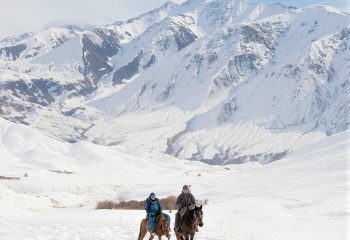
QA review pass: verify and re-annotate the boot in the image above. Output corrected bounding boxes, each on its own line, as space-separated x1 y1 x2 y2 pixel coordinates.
175 213 181 232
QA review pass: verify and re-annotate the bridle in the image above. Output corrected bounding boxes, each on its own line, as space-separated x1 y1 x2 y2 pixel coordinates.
193 208 203 225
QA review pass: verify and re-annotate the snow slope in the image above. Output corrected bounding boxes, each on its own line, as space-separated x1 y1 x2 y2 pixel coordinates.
0 0 349 165
0 118 348 240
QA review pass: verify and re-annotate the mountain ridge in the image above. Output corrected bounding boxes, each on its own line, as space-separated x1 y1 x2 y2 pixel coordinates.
0 0 349 165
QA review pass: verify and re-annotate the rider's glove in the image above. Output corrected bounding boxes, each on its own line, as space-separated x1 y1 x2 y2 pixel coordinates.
188 204 195 210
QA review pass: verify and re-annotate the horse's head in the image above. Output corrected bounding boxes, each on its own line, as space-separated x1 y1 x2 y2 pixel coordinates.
194 205 204 227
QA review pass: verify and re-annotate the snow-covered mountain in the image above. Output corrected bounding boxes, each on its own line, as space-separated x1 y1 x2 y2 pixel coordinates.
0 0 349 165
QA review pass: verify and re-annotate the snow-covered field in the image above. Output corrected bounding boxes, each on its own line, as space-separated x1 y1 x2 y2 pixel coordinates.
0 118 348 240
0 0 349 239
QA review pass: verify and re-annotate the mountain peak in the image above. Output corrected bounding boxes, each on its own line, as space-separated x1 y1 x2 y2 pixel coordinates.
162 1 178 8
0 0 348 166
301 4 346 14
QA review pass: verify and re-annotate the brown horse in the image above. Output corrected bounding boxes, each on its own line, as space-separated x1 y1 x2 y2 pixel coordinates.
138 213 171 240
175 205 203 240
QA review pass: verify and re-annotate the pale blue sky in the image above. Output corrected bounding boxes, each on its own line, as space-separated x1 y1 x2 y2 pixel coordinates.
255 0 348 8
0 0 348 39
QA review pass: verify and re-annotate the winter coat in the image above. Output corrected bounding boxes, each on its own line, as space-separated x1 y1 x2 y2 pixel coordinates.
145 197 162 216
176 193 196 210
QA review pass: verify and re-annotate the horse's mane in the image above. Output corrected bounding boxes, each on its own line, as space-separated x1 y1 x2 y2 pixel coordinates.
188 206 201 216
187 209 196 219
182 209 196 225
157 214 169 233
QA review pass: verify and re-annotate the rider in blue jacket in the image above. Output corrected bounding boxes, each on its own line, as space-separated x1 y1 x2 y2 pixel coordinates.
145 192 171 232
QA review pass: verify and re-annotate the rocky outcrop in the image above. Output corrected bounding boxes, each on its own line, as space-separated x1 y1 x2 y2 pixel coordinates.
0 44 26 60
81 29 120 84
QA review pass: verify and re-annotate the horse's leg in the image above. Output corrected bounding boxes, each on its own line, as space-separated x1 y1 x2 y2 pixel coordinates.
148 234 154 240
190 233 195 240
175 232 182 240
138 220 147 240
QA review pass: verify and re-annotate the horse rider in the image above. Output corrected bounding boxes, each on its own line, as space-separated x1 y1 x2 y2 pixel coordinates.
144 192 171 232
174 185 197 232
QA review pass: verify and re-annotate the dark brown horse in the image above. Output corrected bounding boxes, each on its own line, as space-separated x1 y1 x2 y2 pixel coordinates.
175 206 204 240
138 213 171 240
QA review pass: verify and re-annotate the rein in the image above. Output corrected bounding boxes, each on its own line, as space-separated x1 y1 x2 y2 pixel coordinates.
192 209 202 226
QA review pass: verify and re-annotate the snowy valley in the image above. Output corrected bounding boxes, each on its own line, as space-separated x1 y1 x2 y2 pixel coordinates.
0 0 349 239
0 114 348 240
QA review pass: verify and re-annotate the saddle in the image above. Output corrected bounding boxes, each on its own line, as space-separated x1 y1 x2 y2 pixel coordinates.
146 213 161 222
146 213 161 234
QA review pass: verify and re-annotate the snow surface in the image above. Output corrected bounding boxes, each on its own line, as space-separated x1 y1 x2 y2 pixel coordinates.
0 118 348 240
31 36 83 67
0 1 349 238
